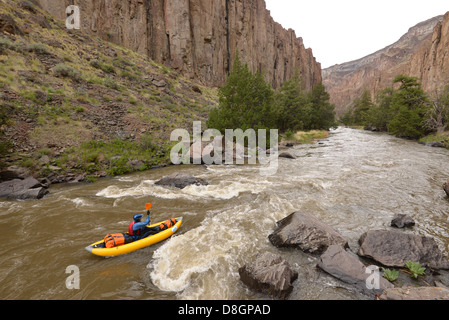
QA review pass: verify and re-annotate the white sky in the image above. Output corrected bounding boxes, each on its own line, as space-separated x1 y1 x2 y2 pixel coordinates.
265 0 449 69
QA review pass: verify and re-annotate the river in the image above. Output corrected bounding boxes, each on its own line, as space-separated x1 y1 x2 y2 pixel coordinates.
1 127 448 300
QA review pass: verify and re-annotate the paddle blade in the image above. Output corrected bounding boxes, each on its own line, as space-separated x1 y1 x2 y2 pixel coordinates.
145 203 152 211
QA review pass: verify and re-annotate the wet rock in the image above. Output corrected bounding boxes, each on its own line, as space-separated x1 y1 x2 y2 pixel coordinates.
444 179 449 196
317 245 394 298
0 177 49 200
379 287 449 300
278 152 295 159
155 172 209 189
268 212 349 255
238 252 298 300
358 230 449 270
391 214 415 229
7 187 49 200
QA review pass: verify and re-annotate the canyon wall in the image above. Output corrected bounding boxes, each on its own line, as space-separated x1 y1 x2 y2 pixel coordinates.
37 0 322 90
323 14 448 116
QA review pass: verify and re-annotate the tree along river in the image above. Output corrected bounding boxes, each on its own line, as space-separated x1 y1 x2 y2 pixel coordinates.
1 127 448 300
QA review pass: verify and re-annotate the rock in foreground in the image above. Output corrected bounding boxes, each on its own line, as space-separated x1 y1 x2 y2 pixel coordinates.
380 287 449 300
268 212 349 254
239 252 298 300
318 245 394 297
155 172 209 189
358 230 449 270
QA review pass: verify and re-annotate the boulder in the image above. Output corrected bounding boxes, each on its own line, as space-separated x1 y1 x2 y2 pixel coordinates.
391 214 415 229
7 187 49 200
379 287 449 300
317 245 394 297
268 212 349 255
0 13 23 35
0 166 31 181
155 172 209 189
444 179 449 197
278 152 295 159
238 252 298 300
358 230 449 270
0 177 49 200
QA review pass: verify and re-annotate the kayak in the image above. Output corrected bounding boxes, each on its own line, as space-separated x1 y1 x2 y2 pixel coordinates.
85 217 183 257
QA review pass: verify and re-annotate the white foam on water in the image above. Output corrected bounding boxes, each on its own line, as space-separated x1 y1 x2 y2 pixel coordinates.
95 177 272 201
71 198 90 208
148 193 289 299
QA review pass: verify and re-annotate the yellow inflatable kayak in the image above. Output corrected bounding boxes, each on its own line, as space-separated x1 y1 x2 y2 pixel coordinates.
85 217 183 257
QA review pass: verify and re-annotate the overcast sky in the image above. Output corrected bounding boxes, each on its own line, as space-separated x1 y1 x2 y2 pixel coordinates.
265 0 448 69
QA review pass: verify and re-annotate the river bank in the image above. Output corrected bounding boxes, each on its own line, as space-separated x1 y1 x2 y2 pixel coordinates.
0 129 330 199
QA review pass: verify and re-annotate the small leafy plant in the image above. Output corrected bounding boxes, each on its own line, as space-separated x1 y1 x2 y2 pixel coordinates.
405 261 426 279
382 268 399 282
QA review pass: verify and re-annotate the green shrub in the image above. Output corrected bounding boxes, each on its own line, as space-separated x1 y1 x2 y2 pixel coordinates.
0 38 12 54
53 63 81 81
26 43 50 55
104 77 120 90
89 59 116 74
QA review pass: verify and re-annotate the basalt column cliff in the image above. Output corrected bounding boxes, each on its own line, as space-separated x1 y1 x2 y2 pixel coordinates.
37 0 322 90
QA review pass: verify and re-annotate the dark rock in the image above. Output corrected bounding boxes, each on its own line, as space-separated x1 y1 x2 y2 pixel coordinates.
191 85 202 94
68 175 85 184
285 143 294 148
379 287 449 300
0 166 31 181
7 187 49 200
268 212 349 255
0 14 23 35
238 252 298 300
426 142 444 148
0 177 48 200
155 172 209 189
444 179 449 197
317 245 394 298
278 152 295 159
358 230 449 270
391 214 415 229
0 177 41 197
128 160 145 171
18 1 37 13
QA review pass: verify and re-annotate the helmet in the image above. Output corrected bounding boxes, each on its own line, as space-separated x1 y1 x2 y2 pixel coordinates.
133 214 144 222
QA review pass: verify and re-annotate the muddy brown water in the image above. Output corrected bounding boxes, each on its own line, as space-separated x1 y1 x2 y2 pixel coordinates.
1 127 448 300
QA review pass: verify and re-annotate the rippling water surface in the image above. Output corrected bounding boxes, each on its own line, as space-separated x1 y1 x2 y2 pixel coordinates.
1 127 448 300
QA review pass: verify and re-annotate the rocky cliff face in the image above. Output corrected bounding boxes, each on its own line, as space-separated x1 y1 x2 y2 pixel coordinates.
409 12 449 94
37 0 322 90
323 14 446 116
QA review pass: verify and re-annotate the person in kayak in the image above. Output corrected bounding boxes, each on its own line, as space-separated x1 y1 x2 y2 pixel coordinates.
128 211 159 241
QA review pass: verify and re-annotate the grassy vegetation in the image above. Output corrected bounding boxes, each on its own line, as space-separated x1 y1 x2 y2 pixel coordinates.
282 130 329 145
0 0 217 181
419 131 449 149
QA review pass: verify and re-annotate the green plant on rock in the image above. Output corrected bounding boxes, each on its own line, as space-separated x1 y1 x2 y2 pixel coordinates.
405 261 426 279
382 268 399 282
